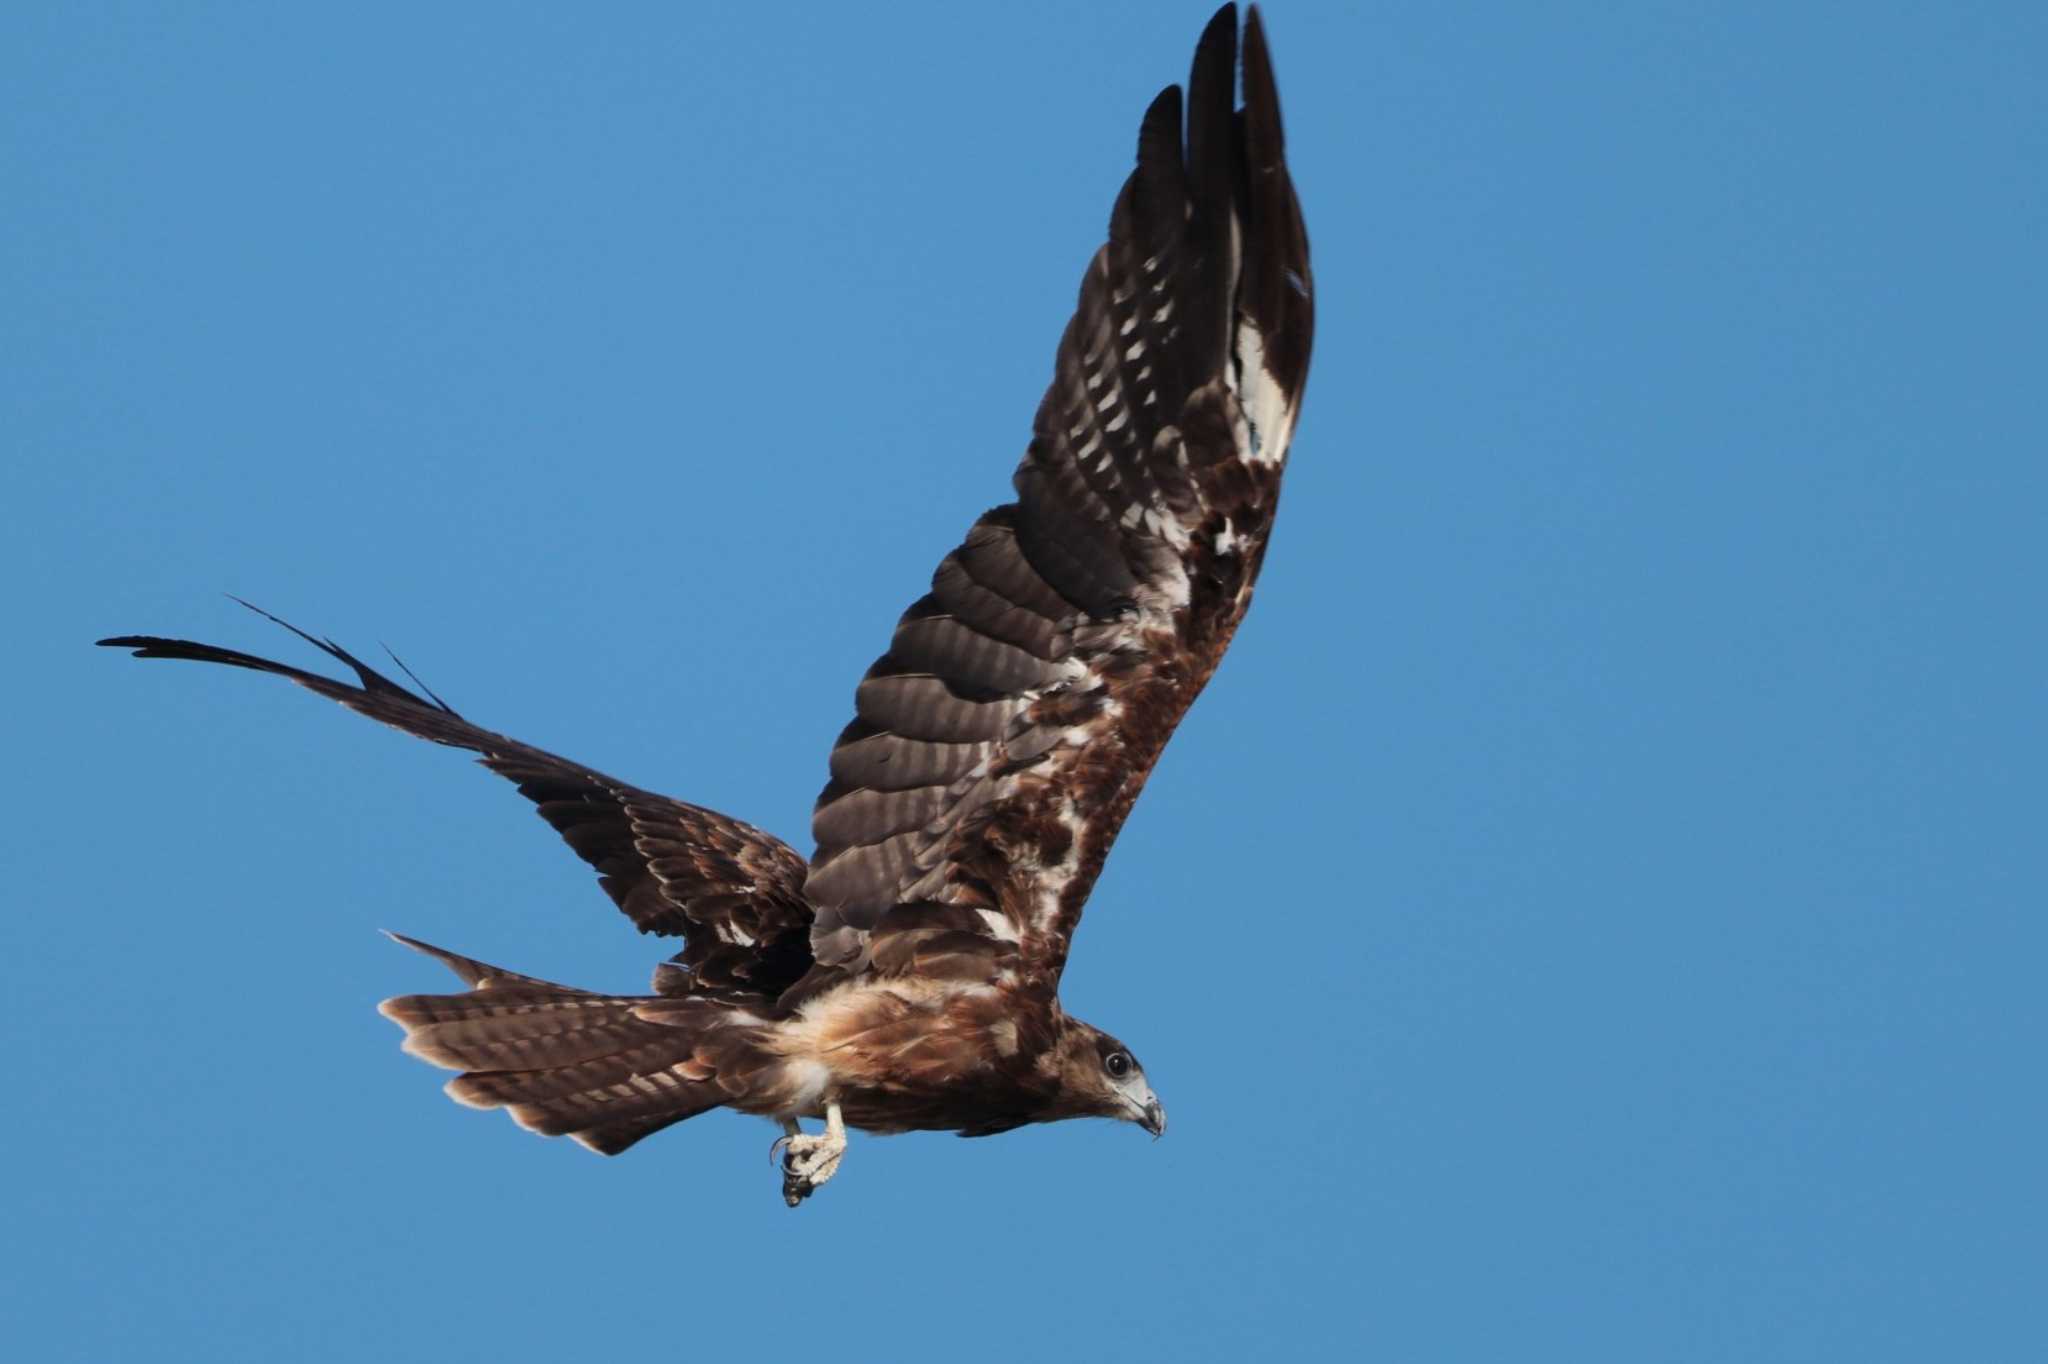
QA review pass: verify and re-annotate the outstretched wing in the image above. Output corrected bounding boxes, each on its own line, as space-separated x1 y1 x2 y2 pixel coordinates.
99 604 815 999
804 5 1312 995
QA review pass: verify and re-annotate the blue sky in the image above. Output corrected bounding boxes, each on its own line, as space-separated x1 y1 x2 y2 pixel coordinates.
5 2 2043 1359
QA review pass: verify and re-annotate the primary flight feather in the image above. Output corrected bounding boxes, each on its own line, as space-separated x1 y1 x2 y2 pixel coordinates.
100 3 1311 1206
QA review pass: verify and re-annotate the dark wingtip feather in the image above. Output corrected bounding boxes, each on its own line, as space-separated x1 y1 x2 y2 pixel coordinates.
1241 6 1284 158
1136 83 1183 170
102 600 462 722
1204 3 1239 47
1175 3 1244 378
1231 1 1312 406
224 595 454 714
224 595 375 682
1186 3 1240 174
226 594 319 645
95 632 323 679
379 643 456 714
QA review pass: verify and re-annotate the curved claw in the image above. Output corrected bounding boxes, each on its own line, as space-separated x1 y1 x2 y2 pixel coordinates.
773 1102 845 1208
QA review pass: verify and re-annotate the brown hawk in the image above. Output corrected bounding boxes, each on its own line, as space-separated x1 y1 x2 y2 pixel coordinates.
101 3 1311 1206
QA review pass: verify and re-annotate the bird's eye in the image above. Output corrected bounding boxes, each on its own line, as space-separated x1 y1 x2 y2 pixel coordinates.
1105 1052 1131 1078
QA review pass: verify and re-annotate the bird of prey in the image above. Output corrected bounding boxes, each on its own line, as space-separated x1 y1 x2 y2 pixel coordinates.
100 4 1311 1207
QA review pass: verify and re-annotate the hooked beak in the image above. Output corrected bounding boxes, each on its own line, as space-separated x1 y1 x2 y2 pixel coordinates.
1139 1099 1167 1139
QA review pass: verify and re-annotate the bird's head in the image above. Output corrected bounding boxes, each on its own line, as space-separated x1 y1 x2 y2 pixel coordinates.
1051 1019 1166 1137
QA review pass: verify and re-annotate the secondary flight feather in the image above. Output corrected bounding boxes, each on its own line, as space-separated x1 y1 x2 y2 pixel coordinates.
100 4 1311 1206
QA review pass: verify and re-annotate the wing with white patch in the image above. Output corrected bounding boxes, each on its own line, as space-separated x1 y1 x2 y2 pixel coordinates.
803 5 1312 995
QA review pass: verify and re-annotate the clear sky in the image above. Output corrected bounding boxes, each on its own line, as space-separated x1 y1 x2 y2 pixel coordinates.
5 2 2043 1360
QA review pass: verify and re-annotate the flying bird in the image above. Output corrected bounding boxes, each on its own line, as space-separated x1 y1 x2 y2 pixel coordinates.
99 4 1311 1206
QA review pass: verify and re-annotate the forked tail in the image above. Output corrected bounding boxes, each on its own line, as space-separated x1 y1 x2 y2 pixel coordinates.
379 934 743 1155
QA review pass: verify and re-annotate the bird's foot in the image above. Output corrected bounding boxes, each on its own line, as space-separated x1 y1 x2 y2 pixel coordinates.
773 1104 846 1208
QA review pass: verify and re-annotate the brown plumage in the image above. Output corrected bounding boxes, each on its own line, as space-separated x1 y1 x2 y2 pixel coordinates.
98 4 1312 1205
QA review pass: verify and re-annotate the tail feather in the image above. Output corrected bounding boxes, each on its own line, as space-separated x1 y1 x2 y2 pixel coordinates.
378 933 734 1155
388 999 673 1073
446 1037 717 1107
469 1072 718 1148
382 932 576 990
575 1112 689 1156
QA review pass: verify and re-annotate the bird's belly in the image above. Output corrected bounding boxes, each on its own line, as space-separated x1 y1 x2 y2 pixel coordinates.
831 1073 1038 1136
761 980 1049 1134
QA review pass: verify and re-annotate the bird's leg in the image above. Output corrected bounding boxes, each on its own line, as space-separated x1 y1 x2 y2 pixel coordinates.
779 1102 847 1208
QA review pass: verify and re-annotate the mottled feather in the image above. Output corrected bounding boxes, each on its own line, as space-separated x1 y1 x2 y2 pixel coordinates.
804 3 1312 996
96 5 1311 1171
99 604 814 1000
376 934 737 1153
